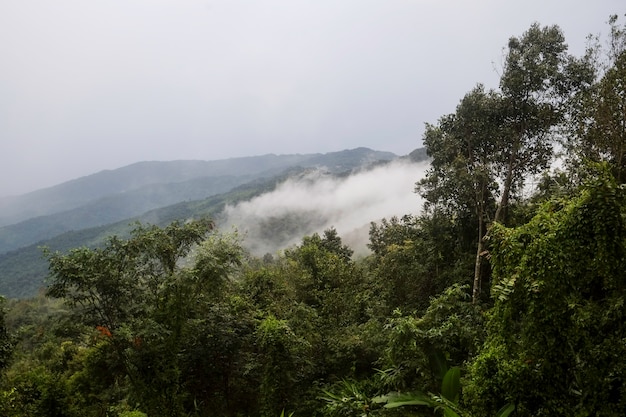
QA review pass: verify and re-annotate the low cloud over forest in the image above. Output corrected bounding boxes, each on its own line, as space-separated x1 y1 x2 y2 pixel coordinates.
222 160 428 255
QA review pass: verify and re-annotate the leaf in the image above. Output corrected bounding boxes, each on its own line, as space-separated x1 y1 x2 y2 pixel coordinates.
441 366 461 404
384 399 434 409
495 403 515 417
278 409 295 417
431 394 464 417
443 409 462 417
428 348 450 380
378 392 436 409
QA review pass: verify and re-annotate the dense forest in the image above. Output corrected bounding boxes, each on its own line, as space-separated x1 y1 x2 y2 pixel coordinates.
0 16 625 417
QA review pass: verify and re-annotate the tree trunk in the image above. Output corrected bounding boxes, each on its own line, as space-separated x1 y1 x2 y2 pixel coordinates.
495 146 516 224
617 95 626 183
472 214 485 304
472 174 488 304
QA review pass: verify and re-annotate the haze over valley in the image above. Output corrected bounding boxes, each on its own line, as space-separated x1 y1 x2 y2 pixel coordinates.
0 147 427 298
223 159 427 255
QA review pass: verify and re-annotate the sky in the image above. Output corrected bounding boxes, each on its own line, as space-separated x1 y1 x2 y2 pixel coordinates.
0 0 622 197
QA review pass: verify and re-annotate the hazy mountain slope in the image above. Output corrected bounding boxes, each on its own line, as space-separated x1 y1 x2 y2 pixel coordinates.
0 154 429 299
302 147 396 169
0 174 251 254
0 156 296 226
0 148 397 253
0 149 396 227
0 167 310 298
0 150 385 225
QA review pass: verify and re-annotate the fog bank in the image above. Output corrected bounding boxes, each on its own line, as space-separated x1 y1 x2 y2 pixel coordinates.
222 160 429 256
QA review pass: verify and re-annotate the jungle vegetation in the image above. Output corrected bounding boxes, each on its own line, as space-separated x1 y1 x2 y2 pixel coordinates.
0 16 625 417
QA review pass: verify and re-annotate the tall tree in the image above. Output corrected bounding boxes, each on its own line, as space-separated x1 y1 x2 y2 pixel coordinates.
572 15 626 182
495 23 584 223
417 85 500 303
418 23 586 302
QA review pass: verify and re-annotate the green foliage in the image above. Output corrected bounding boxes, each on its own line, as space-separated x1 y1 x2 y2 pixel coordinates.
417 22 589 301
280 230 386 410
118 411 148 417
375 366 465 417
0 298 13 373
378 284 484 393
42 220 262 416
570 15 626 183
320 379 379 417
465 166 626 416
45 219 213 326
416 85 499 222
368 215 474 314
0 309 125 417
257 315 312 417
191 231 245 297
377 366 515 417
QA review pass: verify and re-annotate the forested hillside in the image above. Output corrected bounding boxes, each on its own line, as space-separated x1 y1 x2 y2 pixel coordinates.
0 153 423 299
0 167 316 298
0 148 396 230
0 16 625 417
0 174 249 254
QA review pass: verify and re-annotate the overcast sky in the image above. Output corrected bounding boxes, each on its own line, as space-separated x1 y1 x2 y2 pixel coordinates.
0 0 622 197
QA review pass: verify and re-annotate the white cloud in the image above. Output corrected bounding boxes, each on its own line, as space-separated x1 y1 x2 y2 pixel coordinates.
222 159 428 255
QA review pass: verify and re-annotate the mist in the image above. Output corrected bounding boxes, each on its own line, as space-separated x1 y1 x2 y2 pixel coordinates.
222 159 428 256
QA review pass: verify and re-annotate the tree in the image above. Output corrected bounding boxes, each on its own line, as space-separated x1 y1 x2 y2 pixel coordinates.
418 23 588 302
368 215 473 313
0 297 12 373
495 24 577 222
464 166 626 416
44 219 259 416
260 229 387 415
417 85 500 303
45 219 213 331
256 315 311 417
572 15 626 183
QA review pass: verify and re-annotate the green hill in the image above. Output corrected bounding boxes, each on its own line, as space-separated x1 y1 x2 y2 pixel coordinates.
0 148 396 228
0 168 297 298
0 148 416 298
0 148 397 254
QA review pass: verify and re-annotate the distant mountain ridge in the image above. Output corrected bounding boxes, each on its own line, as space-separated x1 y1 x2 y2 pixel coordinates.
0 147 429 299
0 148 396 227
0 148 397 253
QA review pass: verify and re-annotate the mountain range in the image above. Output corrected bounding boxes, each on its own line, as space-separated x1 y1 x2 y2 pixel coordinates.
0 147 427 298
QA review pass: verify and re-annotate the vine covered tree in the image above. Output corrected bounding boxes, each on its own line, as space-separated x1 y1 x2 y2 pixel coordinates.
465 166 626 416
